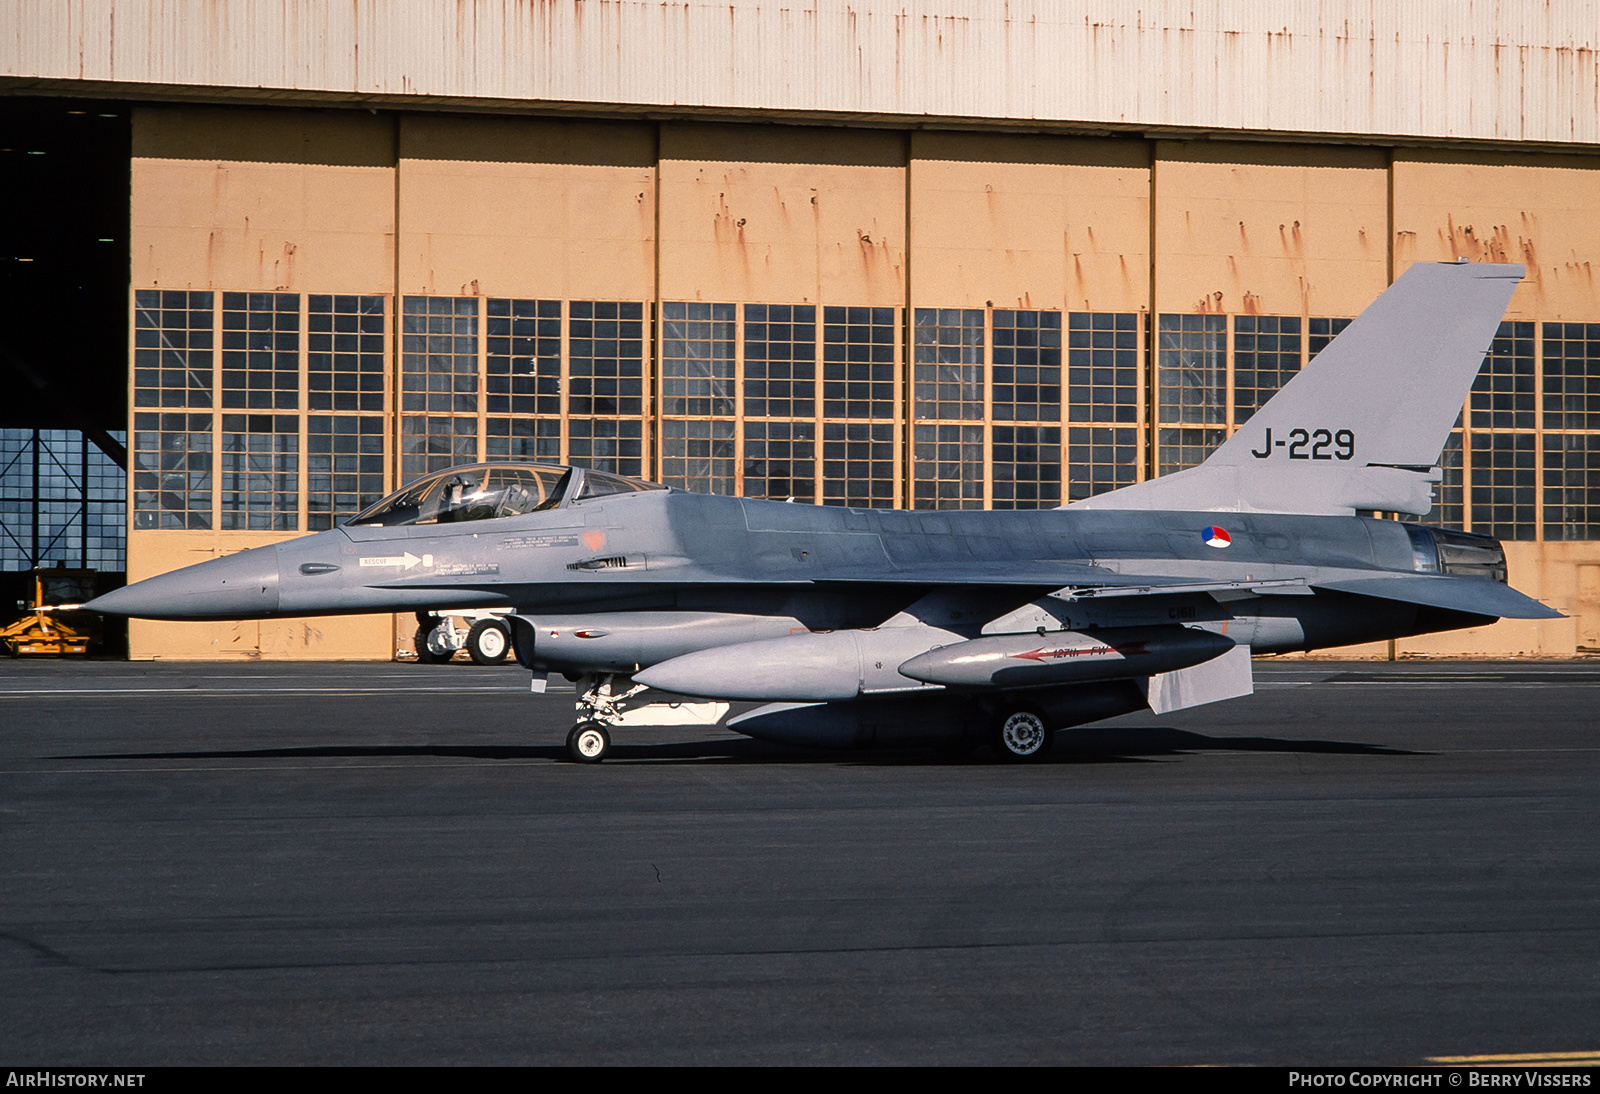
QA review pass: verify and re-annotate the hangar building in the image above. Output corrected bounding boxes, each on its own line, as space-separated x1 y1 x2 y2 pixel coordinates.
1 1 1597 659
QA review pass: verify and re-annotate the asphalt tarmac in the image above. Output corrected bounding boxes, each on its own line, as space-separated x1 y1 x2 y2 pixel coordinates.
1 658 1597 1065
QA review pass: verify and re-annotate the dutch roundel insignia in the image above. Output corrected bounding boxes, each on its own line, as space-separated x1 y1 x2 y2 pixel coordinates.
1202 526 1232 548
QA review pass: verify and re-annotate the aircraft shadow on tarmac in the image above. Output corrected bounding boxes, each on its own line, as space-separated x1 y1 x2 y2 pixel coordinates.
62 727 1418 766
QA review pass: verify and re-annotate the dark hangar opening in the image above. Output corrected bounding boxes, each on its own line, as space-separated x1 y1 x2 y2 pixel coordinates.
0 95 131 641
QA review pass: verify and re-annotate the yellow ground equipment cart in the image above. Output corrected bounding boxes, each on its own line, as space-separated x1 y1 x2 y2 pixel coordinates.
0 568 101 657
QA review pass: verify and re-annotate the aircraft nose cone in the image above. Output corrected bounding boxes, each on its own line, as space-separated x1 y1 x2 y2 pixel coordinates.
85 546 281 620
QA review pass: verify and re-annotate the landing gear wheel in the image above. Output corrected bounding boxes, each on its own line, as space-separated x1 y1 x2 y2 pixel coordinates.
993 707 1052 762
413 624 449 664
567 721 611 763
466 620 510 665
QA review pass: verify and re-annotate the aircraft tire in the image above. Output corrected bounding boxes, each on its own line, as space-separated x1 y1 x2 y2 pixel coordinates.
992 706 1052 762
567 721 611 763
466 620 510 665
413 624 450 664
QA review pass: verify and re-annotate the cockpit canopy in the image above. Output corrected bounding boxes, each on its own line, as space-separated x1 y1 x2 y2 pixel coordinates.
347 463 664 527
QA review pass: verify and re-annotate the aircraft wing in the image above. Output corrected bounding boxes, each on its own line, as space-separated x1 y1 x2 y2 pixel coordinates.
1310 573 1562 619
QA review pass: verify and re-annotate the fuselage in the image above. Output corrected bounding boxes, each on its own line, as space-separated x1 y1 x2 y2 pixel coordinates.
88 463 1491 666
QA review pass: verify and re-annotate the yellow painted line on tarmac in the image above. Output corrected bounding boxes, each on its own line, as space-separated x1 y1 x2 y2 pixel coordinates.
1428 1051 1600 1065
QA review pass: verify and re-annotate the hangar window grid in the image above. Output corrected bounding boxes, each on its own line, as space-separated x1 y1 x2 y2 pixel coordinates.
569 301 645 418
486 417 561 463
83 437 126 570
741 303 820 502
661 302 736 418
1433 430 1465 531
1308 317 1352 361
912 308 985 422
1065 312 1141 500
568 417 644 479
133 290 213 410
132 412 212 530
402 415 478 481
743 419 816 504
1543 433 1600 541
1067 426 1138 504
1156 314 1227 428
0 430 126 571
911 308 985 509
992 311 1062 424
486 298 561 418
1542 322 1600 433
306 295 386 414
219 414 299 532
822 421 896 508
993 425 1063 510
569 301 647 480
912 423 985 510
1468 430 1536 542
308 416 386 531
1233 316 1302 425
823 307 897 420
1470 322 1536 431
401 296 478 416
1157 427 1227 479
121 290 1598 544
221 292 299 412
743 304 816 419
659 302 736 493
662 419 736 495
1066 312 1138 426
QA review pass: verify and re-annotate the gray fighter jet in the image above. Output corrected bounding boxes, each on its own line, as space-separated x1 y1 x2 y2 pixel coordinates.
90 260 1559 762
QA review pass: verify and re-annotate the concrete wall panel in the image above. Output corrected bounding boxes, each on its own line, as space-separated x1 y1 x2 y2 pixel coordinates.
126 532 391 660
909 133 1150 311
131 106 395 293
1393 151 1600 320
397 116 657 299
658 125 907 305
1153 143 1389 317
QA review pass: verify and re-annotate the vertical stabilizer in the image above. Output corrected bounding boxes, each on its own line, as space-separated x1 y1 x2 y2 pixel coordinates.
1074 261 1524 515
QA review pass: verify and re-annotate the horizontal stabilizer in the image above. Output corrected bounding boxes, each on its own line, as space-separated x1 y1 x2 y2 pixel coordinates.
1312 574 1562 619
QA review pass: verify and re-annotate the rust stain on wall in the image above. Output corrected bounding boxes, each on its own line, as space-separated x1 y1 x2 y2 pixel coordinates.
276 241 295 291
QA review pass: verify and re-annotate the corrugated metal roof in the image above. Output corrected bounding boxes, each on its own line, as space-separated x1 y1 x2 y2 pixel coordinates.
5 1 1597 144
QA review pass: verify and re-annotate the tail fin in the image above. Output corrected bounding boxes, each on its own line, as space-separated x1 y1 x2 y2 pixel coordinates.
1074 260 1524 515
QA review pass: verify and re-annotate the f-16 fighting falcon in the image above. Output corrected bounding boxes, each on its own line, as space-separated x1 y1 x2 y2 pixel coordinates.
88 260 1559 763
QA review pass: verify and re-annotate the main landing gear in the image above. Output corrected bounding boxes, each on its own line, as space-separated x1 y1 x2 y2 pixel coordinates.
412 611 512 665
992 704 1053 762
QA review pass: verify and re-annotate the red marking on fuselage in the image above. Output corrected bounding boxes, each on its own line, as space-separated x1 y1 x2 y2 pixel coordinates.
582 531 607 552
1011 641 1147 662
